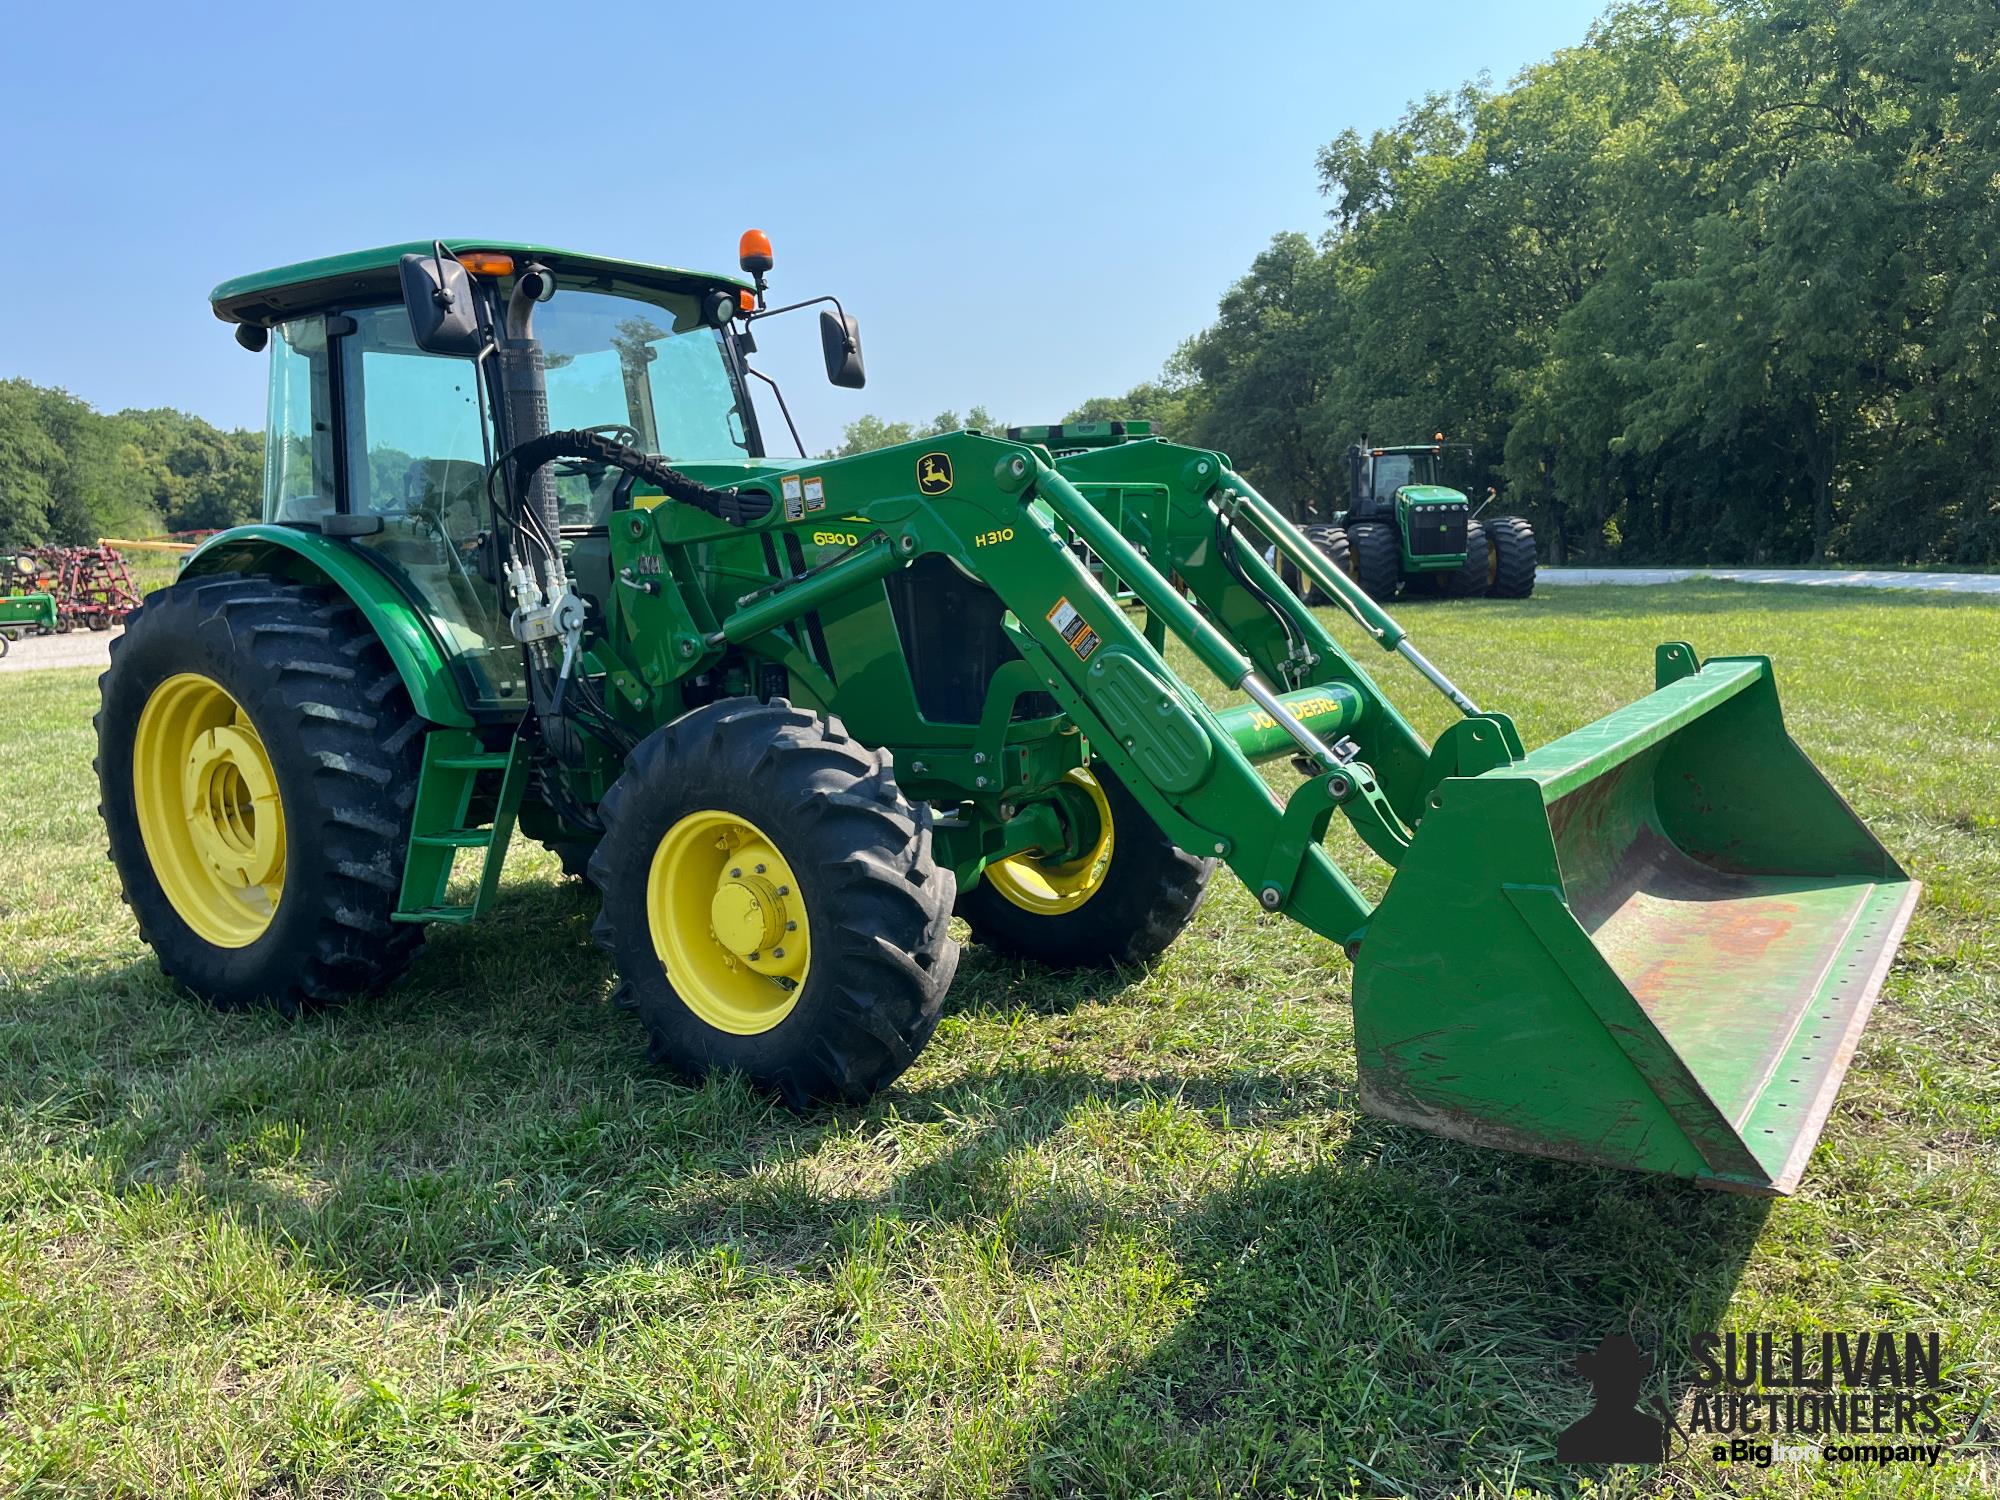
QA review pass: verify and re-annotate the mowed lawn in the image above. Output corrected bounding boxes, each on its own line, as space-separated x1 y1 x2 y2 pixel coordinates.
1 584 1995 1499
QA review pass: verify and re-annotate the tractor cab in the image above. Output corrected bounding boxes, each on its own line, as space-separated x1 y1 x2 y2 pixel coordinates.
208 241 790 710
1353 446 1437 508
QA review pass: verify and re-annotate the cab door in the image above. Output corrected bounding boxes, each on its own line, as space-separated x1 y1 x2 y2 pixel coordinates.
335 304 524 711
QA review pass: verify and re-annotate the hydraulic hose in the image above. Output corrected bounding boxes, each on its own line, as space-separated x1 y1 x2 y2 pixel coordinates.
507 429 772 525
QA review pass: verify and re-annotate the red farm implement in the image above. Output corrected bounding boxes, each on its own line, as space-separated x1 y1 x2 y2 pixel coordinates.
2 545 144 633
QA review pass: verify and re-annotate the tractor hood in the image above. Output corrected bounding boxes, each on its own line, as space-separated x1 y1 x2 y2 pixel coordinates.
1396 484 1467 507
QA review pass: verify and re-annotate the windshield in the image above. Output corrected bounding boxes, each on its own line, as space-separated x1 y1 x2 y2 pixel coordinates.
1367 451 1441 503
1370 453 1414 503
534 284 756 462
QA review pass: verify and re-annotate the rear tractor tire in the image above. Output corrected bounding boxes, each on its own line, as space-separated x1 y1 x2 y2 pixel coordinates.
590 698 958 1105
956 762 1216 968
545 838 600 884
1300 522 1351 605
1486 515 1538 598
95 572 427 1014
1278 554 1304 600
1344 520 1403 602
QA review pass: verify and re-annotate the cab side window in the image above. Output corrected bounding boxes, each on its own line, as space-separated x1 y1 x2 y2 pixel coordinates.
342 305 488 527
262 318 336 524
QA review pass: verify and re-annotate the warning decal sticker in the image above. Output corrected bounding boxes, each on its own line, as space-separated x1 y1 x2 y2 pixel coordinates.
1045 597 1101 661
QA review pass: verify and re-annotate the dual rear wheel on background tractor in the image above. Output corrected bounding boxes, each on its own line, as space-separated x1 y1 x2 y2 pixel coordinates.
1293 514 1536 604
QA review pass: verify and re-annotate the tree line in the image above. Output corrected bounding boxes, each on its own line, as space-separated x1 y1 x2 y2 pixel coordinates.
0 378 260 548
11 1 1993 567
828 408 1009 458
845 0 1999 565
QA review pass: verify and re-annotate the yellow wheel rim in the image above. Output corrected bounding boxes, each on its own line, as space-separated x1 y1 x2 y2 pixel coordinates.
648 809 811 1035
985 769 1115 917
133 673 286 948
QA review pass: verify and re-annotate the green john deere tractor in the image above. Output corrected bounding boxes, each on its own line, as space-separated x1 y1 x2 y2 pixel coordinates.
96 234 1916 1193
1297 436 1537 602
0 590 57 657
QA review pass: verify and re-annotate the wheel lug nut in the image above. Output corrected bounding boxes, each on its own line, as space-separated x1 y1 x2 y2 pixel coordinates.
730 867 742 878
755 863 766 874
776 885 789 897
748 951 761 962
786 920 797 932
772 946 785 959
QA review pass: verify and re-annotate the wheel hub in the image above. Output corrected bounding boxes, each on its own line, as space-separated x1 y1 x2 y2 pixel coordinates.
648 810 811 1034
709 873 784 957
132 673 286 948
182 723 283 890
985 768 1115 916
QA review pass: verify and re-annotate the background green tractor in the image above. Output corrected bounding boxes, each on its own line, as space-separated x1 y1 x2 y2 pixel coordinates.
94 234 1914 1193
0 590 57 656
1298 436 1536 602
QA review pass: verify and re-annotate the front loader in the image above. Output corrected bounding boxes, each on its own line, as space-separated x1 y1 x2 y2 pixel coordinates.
96 235 1915 1194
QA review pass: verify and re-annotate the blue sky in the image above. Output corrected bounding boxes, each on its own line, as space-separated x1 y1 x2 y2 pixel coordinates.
2 0 1605 453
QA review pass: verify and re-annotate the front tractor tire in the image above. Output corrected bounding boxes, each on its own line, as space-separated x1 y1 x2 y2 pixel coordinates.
1433 518 1493 598
590 699 958 1105
1343 520 1403 601
96 572 427 1013
957 763 1216 968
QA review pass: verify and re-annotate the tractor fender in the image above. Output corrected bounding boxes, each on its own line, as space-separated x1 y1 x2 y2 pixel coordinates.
177 524 476 728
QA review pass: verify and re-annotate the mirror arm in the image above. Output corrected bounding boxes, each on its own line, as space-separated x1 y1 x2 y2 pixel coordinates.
746 292 855 350
743 364 808 458
427 240 461 313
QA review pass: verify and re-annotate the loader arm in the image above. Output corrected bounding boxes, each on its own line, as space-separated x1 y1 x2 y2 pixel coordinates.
619 431 1395 943
1045 440 1442 822
608 430 1517 942
600 429 1913 1193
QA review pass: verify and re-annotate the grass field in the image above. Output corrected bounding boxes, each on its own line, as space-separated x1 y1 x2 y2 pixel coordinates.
1 583 1995 1498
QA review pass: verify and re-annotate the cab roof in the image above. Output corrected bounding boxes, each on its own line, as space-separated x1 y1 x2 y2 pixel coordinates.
209 239 751 327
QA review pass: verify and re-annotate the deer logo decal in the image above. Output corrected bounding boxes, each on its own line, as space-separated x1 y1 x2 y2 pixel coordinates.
916 453 953 495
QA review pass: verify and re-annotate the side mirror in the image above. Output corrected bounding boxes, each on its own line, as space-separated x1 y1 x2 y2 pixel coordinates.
399 251 487 357
820 309 865 389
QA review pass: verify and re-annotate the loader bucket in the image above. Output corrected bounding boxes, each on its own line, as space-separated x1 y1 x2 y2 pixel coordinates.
1352 645 1917 1194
